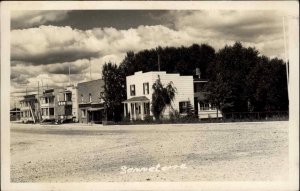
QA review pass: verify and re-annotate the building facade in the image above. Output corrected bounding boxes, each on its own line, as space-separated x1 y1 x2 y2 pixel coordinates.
66 85 78 121
40 88 62 121
77 79 105 124
55 85 78 122
10 108 21 121
193 78 222 119
123 71 194 120
19 94 39 123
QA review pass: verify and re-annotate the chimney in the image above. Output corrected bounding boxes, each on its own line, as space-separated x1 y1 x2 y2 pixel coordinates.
195 68 201 79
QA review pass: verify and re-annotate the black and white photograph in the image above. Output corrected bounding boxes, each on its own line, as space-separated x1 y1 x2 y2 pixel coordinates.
1 1 299 191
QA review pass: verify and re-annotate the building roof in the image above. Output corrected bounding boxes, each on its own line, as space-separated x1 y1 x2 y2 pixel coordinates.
40 93 55 98
122 96 150 103
77 79 104 86
20 97 37 102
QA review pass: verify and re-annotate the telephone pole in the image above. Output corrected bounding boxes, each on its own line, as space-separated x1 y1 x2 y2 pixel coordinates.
89 58 92 80
282 16 289 85
69 62 71 85
158 53 161 71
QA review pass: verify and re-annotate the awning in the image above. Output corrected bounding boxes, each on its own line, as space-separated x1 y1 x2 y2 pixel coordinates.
122 96 150 103
20 97 37 102
40 93 55 98
87 108 104 111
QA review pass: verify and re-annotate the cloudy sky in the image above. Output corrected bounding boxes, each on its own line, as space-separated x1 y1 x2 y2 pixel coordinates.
11 10 287 107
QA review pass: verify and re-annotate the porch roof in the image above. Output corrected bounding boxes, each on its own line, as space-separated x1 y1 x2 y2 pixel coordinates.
122 96 150 103
87 108 104 111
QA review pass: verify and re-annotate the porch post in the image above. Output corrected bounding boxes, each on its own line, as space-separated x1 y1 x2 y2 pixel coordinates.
141 102 145 120
133 103 136 120
123 103 127 118
128 103 132 120
198 102 201 120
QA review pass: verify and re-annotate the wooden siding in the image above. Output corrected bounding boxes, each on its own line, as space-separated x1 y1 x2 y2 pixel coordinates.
126 71 194 118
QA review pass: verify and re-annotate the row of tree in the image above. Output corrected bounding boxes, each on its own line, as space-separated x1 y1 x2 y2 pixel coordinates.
101 42 289 121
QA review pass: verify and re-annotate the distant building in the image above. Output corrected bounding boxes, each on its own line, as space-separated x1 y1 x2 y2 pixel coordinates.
193 75 222 119
10 107 21 121
66 85 78 120
77 79 105 124
122 71 194 120
56 87 74 122
19 94 39 123
40 88 62 121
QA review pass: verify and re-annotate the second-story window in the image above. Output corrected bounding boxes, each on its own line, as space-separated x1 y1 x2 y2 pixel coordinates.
89 93 92 102
81 94 83 102
130 85 135 96
143 82 149 95
66 93 72 101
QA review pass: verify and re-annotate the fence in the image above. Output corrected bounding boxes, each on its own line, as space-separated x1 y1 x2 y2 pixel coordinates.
220 111 289 122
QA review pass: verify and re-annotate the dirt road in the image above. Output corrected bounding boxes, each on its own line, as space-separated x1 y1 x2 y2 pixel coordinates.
10 121 289 182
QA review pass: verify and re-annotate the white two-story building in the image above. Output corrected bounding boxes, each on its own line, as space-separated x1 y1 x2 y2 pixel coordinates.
122 71 194 120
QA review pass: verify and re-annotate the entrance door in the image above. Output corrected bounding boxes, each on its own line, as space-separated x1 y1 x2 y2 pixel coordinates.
88 111 92 123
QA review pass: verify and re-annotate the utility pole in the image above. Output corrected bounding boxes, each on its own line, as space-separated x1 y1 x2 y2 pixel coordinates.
89 58 92 81
156 47 161 71
41 79 43 92
38 81 39 98
69 62 71 85
37 81 41 122
282 16 289 86
158 53 161 71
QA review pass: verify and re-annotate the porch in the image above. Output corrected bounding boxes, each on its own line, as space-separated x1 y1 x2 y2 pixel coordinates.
122 96 151 120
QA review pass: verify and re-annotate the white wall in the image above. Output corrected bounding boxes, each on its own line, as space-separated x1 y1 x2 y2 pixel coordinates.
126 71 194 118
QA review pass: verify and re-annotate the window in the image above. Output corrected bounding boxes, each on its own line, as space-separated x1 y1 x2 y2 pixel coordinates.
130 85 135 96
81 94 83 102
200 102 210 111
143 82 149 95
49 108 54 115
211 103 217 110
66 93 72 101
89 93 92 102
45 108 48 116
179 101 188 114
82 109 86 118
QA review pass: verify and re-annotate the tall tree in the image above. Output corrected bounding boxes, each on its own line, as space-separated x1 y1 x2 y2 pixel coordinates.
247 57 288 111
151 76 177 120
101 62 126 121
206 42 259 113
119 43 216 77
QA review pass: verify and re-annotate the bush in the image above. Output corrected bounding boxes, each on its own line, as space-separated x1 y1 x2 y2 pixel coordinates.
169 110 180 123
144 115 154 123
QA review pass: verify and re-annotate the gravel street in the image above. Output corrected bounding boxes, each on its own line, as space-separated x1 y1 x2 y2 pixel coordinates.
10 121 289 182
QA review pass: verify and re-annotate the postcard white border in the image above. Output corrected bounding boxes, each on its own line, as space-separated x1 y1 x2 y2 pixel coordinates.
1 1 299 191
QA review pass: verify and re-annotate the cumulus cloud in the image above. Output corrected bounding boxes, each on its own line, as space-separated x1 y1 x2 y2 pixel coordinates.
11 10 287 108
170 10 286 53
11 26 101 65
11 10 69 29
